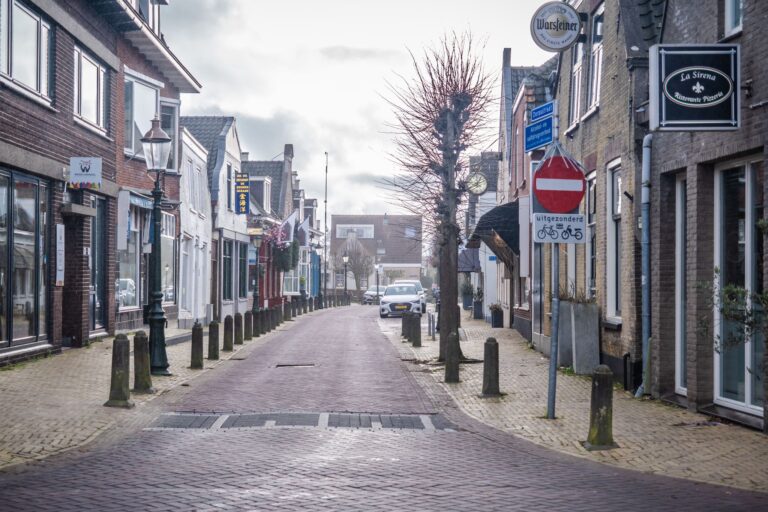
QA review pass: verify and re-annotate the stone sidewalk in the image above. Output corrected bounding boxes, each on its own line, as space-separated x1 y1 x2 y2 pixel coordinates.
382 312 768 493
0 318 296 470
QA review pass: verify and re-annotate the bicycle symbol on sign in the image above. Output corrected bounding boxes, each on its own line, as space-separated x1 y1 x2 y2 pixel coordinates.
537 225 558 240
560 226 583 241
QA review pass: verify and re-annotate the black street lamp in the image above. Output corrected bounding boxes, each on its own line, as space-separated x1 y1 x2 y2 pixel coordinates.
342 251 349 298
141 117 173 376
252 229 263 314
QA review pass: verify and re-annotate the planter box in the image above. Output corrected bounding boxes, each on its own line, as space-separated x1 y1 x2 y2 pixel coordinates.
462 294 473 310
558 301 599 374
472 300 483 319
491 309 503 328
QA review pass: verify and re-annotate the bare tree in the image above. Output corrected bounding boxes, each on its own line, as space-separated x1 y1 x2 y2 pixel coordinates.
386 32 493 360
334 238 374 291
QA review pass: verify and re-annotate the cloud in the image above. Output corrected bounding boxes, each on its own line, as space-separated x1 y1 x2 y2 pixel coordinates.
319 46 401 61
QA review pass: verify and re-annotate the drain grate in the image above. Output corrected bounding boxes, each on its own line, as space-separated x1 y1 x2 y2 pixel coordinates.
148 412 457 432
275 363 315 368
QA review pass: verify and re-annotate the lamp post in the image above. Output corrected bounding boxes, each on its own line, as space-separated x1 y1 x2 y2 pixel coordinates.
141 117 173 376
252 230 263 314
342 251 349 299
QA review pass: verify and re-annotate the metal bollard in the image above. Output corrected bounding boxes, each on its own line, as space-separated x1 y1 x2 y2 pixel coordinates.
105 334 134 408
585 365 617 450
445 331 460 383
234 313 244 345
401 313 408 340
309 297 314 312
303 298 308 314
191 322 204 369
482 337 500 396
457 305 461 328
223 315 234 351
284 302 291 322
412 314 422 348
208 321 220 360
244 311 253 340
133 331 154 394
252 310 260 338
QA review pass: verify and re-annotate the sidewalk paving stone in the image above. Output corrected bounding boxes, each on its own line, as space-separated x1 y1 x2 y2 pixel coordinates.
382 310 768 493
0 317 302 470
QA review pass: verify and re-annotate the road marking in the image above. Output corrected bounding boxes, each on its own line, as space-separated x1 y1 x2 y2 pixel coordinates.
318 413 329 428
420 415 436 433
210 415 229 430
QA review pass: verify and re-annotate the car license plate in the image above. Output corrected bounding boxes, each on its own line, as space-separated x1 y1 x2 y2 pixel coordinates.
394 304 407 310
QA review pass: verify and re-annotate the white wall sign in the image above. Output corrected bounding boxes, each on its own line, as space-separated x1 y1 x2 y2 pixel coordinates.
530 2 582 52
56 224 65 286
533 213 586 244
69 157 103 190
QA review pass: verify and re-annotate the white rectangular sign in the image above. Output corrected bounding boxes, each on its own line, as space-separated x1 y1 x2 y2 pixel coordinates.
533 213 586 244
69 157 103 190
56 224 65 286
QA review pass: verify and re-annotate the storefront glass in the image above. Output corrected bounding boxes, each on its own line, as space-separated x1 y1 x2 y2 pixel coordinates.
0 172 48 348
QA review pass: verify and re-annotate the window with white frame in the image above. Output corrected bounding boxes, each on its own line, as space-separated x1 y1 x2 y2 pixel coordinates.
238 243 247 298
160 101 179 171
586 173 597 299
0 0 51 98
124 72 160 158
74 47 107 130
186 158 197 212
222 240 233 301
586 3 604 111
336 224 374 239
568 40 584 126
606 162 622 319
263 180 271 213
161 212 176 304
118 207 141 309
724 0 743 36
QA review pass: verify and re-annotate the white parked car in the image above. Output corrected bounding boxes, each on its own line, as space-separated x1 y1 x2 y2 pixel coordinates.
380 284 422 318
393 279 426 311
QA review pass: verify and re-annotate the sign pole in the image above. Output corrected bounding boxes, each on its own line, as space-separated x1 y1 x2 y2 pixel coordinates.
547 242 560 419
546 106 561 420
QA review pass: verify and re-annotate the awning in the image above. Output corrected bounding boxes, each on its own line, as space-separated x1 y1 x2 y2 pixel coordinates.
467 202 519 268
458 248 481 272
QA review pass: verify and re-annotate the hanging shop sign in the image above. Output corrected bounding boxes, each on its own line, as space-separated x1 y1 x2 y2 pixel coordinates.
235 173 249 214
68 157 103 190
530 2 582 52
649 44 740 131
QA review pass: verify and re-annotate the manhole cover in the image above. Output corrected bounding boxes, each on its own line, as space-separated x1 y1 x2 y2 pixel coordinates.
152 414 219 429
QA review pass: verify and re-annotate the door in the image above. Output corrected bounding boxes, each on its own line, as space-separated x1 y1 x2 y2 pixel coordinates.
90 198 106 330
715 160 765 415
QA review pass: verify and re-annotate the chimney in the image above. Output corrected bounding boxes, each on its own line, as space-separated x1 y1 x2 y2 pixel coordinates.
284 144 294 160
241 152 249 162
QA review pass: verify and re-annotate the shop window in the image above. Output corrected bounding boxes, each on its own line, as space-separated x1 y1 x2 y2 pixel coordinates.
160 212 176 304
74 47 108 131
222 240 233 301
0 0 51 98
226 164 232 210
0 173 48 347
124 72 160 159
586 3 604 111
118 207 141 309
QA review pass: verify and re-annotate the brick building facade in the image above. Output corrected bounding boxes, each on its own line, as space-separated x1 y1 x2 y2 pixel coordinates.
649 0 766 427
0 0 199 365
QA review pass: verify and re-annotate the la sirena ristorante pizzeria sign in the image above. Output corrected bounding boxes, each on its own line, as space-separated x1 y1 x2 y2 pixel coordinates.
650 44 740 131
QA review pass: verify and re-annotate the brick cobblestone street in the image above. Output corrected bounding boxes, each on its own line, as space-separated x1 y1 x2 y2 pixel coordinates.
0 306 765 510
385 309 768 493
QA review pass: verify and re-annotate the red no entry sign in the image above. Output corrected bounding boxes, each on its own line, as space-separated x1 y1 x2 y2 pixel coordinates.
533 155 586 213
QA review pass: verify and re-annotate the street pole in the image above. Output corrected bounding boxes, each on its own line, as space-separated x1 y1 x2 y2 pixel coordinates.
252 244 260 314
547 242 560 419
344 261 348 297
322 151 328 307
149 172 170 376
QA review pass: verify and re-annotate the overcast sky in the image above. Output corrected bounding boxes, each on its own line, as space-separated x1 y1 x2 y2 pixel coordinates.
163 0 552 219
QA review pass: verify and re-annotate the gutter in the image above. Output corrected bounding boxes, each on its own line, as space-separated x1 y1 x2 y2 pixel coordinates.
635 133 652 397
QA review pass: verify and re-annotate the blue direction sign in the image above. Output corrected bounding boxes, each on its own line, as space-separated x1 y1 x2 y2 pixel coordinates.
524 116 554 152
530 100 555 122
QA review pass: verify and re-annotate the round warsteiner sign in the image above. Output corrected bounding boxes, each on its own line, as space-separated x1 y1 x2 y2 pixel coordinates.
530 2 582 52
533 156 586 214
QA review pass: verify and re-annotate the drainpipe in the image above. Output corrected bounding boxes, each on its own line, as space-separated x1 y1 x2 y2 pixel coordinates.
635 133 652 398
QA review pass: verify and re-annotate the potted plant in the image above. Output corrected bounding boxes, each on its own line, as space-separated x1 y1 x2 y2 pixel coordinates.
473 287 484 320
489 302 503 328
460 280 473 310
